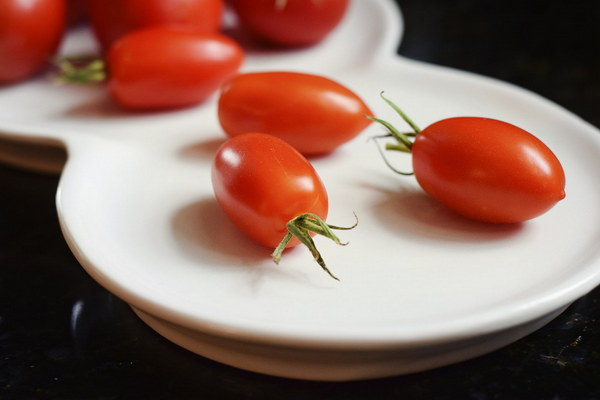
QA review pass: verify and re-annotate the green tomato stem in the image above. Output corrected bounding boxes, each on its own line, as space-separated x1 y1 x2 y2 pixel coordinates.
271 213 358 281
53 56 107 84
367 92 424 176
379 91 422 133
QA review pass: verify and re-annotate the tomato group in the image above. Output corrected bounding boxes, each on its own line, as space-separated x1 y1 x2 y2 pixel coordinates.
218 72 372 155
0 0 66 84
87 0 223 51
371 97 566 223
229 0 349 46
107 27 243 110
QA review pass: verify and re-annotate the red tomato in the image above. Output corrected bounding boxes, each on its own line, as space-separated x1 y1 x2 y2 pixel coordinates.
0 0 66 84
107 27 244 110
212 133 328 249
218 72 372 155
230 0 349 46
87 0 223 51
212 132 356 280
411 117 566 223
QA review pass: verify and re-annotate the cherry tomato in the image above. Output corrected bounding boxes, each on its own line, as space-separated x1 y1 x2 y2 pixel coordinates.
229 0 349 46
372 98 566 223
412 117 565 223
212 133 328 248
0 0 66 84
107 27 244 110
87 0 223 51
212 133 355 280
218 71 372 155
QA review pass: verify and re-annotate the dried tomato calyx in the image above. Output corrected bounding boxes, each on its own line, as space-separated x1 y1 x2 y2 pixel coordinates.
272 212 358 281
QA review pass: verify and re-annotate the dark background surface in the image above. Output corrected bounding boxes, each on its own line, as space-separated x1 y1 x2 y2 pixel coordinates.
1 0 599 398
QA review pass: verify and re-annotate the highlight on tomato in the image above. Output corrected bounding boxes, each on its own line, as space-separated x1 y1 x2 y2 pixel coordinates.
0 0 66 84
211 133 357 280
229 0 349 47
368 93 566 224
217 71 372 155
87 0 224 51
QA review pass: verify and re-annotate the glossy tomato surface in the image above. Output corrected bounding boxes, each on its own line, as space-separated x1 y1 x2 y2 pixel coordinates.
412 117 566 223
218 71 372 155
212 133 329 248
107 27 243 110
88 0 223 51
0 0 66 84
230 0 348 46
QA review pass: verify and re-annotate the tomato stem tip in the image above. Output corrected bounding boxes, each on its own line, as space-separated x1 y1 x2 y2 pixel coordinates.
271 213 358 281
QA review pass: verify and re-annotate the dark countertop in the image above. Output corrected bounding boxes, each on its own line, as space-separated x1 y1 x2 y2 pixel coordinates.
1 1 599 398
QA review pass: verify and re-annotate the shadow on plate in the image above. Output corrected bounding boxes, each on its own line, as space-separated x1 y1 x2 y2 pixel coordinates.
178 137 226 162
365 182 524 243
171 196 270 266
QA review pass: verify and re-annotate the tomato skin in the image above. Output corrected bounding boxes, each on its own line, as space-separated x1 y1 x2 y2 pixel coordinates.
412 117 566 223
0 0 66 84
230 0 348 46
212 133 329 248
107 27 244 110
218 72 372 155
88 0 223 51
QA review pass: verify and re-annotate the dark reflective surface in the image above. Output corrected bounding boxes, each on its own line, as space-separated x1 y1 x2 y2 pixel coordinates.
2 1 599 398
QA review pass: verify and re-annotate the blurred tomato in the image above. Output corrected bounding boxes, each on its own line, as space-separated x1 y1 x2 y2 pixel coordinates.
107 27 244 110
0 0 66 83
230 0 349 46
87 0 224 51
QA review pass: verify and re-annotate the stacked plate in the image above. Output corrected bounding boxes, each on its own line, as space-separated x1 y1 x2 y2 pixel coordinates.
2 0 599 381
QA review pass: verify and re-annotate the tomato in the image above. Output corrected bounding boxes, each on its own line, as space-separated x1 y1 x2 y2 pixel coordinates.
229 0 349 46
212 133 328 248
411 117 566 223
212 133 354 280
371 97 566 223
0 0 66 84
87 0 223 51
218 72 372 155
107 27 244 110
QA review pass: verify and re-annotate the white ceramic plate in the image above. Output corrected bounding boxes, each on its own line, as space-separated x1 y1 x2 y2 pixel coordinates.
2 0 600 381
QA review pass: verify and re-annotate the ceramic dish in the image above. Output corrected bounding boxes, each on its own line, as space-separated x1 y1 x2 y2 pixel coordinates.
2 0 600 381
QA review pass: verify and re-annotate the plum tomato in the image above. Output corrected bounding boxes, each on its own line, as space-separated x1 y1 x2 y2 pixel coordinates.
229 0 349 47
87 0 224 51
211 133 356 280
107 27 244 110
0 0 66 84
370 95 566 224
217 71 372 155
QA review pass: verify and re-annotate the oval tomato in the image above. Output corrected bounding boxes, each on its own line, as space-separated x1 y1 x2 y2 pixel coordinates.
229 0 349 46
212 133 328 248
0 0 66 84
107 27 244 110
87 0 223 51
371 97 566 224
411 117 566 223
218 71 372 155
212 133 354 280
